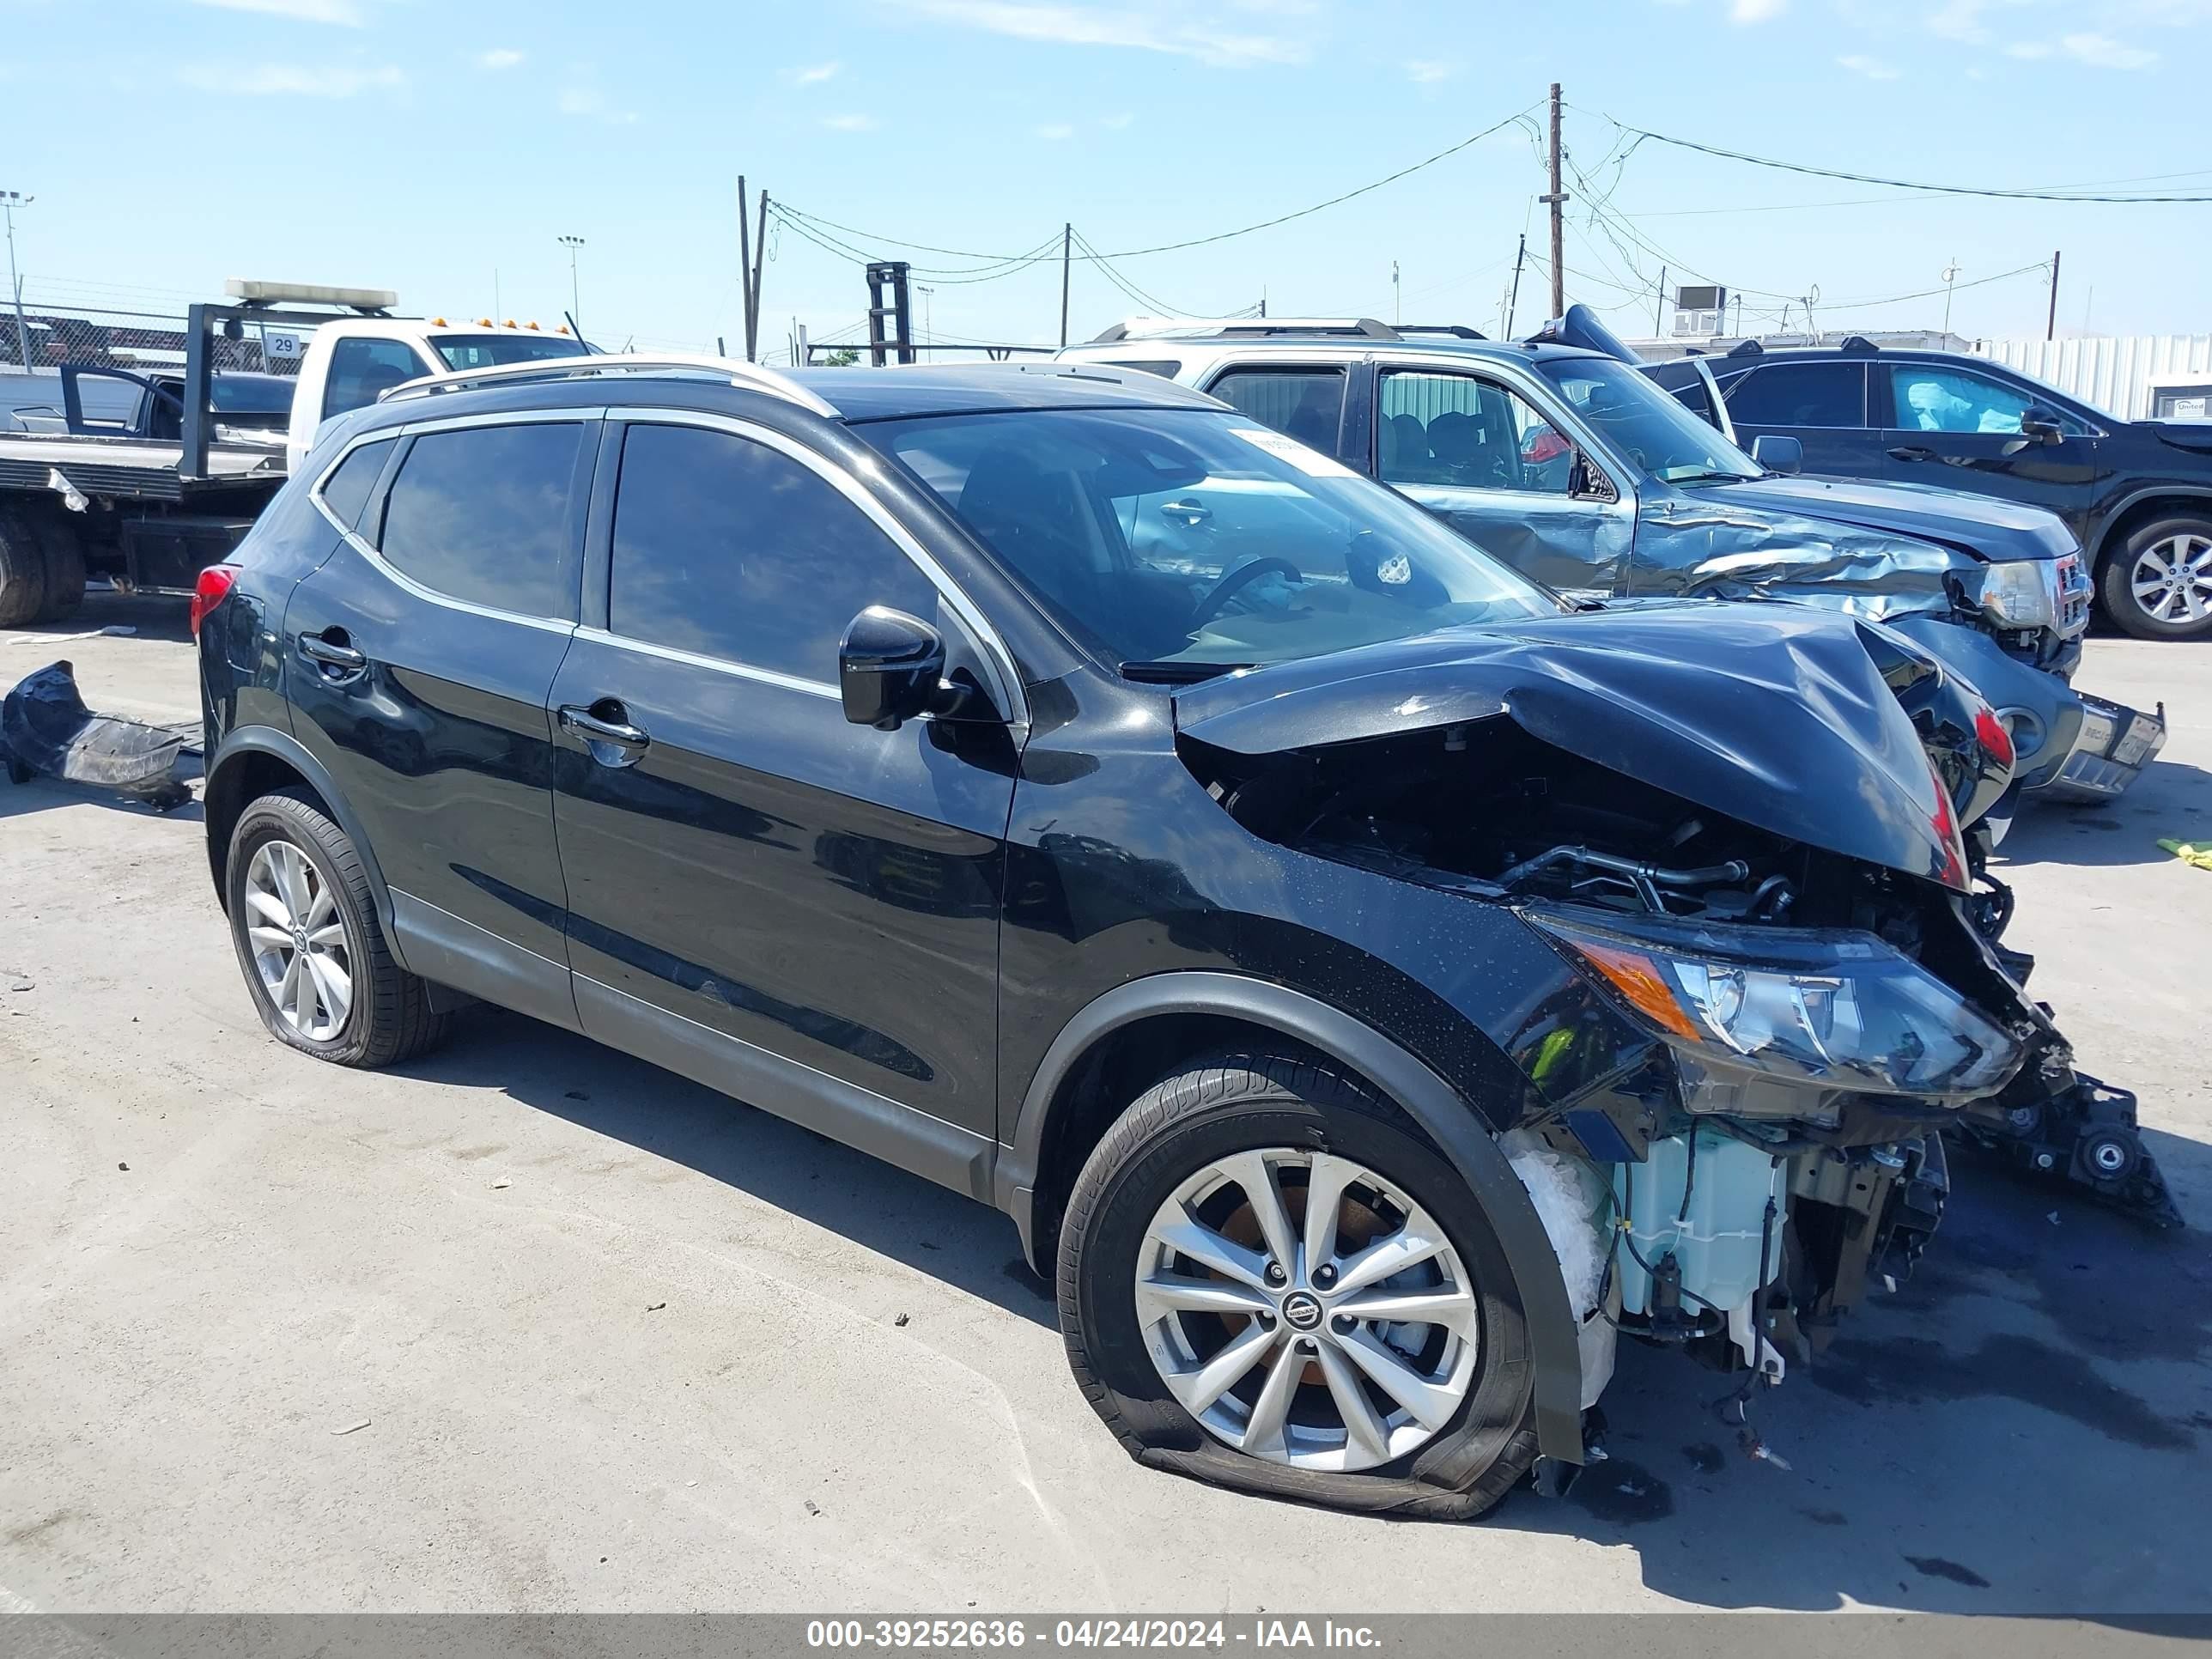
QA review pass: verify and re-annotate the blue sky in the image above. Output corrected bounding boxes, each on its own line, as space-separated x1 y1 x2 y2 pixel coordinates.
4 0 2207 359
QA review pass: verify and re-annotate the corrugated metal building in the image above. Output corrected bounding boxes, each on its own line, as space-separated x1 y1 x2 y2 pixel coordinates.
1972 335 2212 422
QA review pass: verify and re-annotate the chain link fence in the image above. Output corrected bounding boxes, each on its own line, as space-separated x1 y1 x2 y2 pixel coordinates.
3 301 305 376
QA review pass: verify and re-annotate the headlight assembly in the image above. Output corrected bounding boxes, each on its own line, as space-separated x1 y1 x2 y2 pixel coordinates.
1529 908 2025 1106
1976 561 2058 629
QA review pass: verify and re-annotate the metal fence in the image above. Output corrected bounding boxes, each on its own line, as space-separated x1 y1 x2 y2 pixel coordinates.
1974 333 2212 422
1 301 304 376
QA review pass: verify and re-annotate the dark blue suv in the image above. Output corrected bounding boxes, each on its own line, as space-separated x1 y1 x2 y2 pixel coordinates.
191 356 2167 1520
1647 340 2212 641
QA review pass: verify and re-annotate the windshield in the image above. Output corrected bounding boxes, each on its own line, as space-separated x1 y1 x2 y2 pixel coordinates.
210 374 295 416
864 407 1558 674
432 334 589 370
1534 355 1762 483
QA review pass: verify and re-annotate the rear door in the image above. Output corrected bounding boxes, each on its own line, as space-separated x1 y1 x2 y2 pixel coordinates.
1373 366 1632 599
1876 359 2099 525
284 412 596 1029
1712 358 1876 477
547 411 1019 1180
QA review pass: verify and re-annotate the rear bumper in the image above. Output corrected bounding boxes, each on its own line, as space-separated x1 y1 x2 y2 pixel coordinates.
2030 694 2168 802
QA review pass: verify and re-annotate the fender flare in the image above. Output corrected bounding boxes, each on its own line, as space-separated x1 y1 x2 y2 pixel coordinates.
2092 485 2212 566
203 725 409 972
1000 970 1585 1465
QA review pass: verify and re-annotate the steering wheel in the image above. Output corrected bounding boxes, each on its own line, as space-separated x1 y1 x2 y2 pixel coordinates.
1190 557 1304 629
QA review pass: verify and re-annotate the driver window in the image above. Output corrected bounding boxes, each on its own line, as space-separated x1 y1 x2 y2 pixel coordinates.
1378 371 1571 494
1887 364 2075 435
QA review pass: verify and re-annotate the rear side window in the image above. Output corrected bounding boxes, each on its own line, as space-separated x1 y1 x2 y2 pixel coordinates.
1206 368 1346 453
321 337 434 420
608 422 937 683
376 422 583 617
1724 362 1868 428
315 437 394 532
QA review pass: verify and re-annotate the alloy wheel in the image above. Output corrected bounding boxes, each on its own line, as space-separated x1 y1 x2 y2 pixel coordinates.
2131 532 2212 626
1134 1148 1478 1473
244 840 353 1041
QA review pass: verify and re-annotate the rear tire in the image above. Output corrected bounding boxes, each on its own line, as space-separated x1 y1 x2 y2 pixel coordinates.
1057 1053 1539 1520
224 787 451 1067
32 512 86 623
2100 515 2212 641
0 507 49 629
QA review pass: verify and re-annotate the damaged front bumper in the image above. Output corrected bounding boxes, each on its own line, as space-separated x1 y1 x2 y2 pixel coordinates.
2033 692 2169 804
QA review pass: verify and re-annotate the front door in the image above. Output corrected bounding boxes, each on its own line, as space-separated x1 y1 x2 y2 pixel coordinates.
283 413 596 1030
1876 360 2099 527
548 414 1018 1182
1373 368 1632 599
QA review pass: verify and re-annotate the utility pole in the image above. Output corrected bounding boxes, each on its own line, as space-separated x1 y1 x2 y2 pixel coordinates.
2046 249 2061 342
1541 83 1567 319
1940 258 1960 339
1392 259 1400 325
750 186 769 360
1653 264 1667 337
1059 222 1072 348
556 234 585 331
737 175 755 361
2 190 34 371
1505 232 1527 339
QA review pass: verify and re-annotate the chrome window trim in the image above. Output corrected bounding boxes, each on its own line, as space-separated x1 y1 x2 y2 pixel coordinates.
572 625 840 702
604 406 1030 728
306 410 604 635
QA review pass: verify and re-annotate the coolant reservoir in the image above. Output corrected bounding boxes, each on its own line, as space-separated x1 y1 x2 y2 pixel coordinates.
1613 1128 1785 1319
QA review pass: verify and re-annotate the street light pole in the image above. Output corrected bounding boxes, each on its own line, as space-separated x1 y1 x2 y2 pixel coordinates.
2 190 33 371
557 234 586 332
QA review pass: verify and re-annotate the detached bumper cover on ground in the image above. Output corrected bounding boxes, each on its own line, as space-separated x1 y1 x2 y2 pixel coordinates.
0 658 196 808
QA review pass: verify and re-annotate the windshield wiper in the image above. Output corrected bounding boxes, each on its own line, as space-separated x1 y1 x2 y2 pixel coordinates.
1121 659 1253 685
1668 470 1757 485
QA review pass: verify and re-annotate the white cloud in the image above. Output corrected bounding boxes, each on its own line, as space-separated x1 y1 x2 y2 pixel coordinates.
477 47 524 70
889 0 1310 66
1405 58 1456 82
557 86 604 115
1729 0 1784 20
189 0 361 21
1836 51 1900 76
2004 38 2053 54
1099 110 1133 127
1036 121 1074 138
793 59 842 83
823 112 879 131
2061 28 2156 64
181 60 401 94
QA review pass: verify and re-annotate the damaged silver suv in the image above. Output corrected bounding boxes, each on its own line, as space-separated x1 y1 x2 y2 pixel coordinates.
197 356 2165 1520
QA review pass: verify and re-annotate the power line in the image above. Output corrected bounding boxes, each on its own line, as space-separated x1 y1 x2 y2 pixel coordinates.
768 103 1539 271
1581 112 2212 204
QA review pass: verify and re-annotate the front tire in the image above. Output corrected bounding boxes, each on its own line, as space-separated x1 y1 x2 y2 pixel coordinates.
2101 515 2212 641
1057 1054 1538 1520
224 788 450 1067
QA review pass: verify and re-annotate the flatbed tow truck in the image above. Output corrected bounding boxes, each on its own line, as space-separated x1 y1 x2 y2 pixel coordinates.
0 280 588 624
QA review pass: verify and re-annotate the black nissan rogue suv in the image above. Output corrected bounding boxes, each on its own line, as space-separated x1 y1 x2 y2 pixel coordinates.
193 356 2166 1519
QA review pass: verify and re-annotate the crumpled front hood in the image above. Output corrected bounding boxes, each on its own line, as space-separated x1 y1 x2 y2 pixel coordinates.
1692 475 2078 562
1174 603 1968 890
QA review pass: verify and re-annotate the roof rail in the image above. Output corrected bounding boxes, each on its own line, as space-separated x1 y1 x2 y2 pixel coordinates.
1088 316 1403 344
1838 334 1880 356
380 352 839 417
1395 323 1487 341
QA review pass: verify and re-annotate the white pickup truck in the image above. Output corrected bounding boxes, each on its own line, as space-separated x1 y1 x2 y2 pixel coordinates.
0 280 588 624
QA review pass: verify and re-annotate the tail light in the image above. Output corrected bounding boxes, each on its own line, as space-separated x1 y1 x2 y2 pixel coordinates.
190 563 240 638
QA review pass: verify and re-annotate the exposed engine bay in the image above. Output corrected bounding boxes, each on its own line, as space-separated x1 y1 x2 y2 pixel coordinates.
1181 700 2177 1452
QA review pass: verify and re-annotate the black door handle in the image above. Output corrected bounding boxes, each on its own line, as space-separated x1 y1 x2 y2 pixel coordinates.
296 629 367 678
1887 445 1936 462
558 700 650 765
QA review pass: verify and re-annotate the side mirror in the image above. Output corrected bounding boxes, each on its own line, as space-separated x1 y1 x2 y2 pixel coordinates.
2021 409 2065 446
1750 434 1803 475
840 606 954 731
